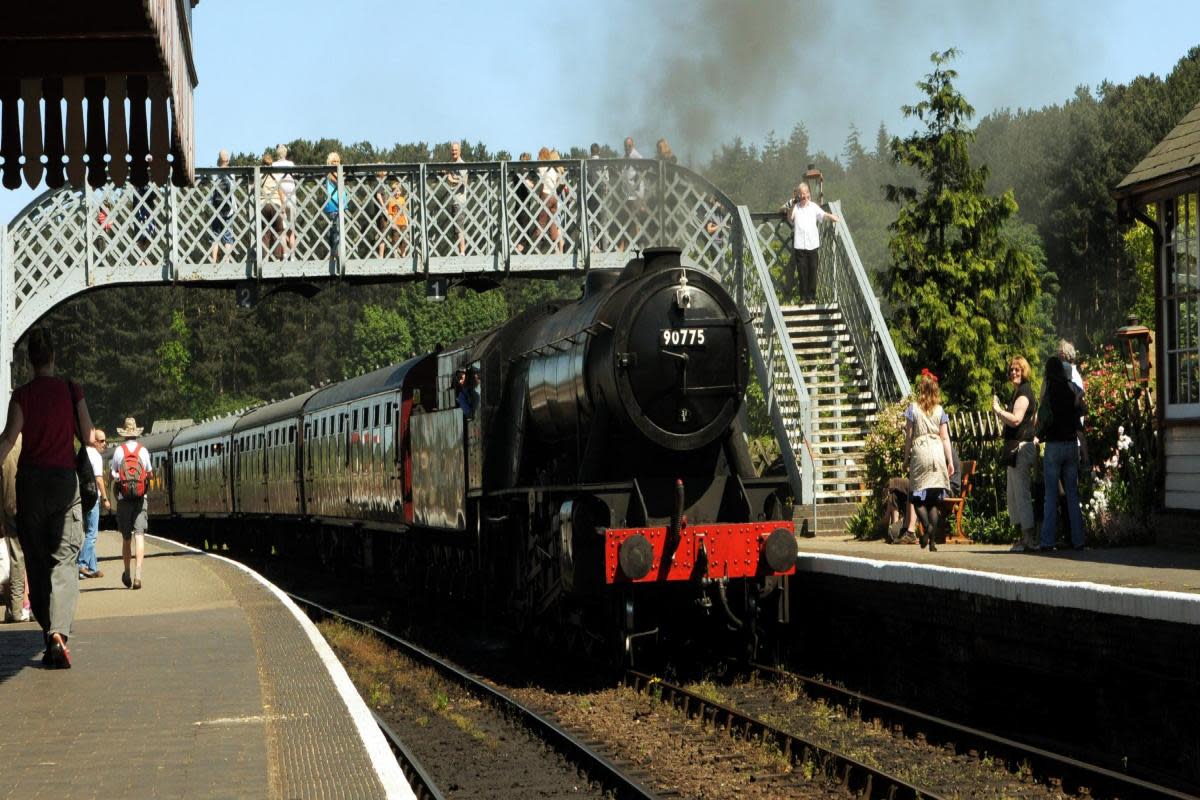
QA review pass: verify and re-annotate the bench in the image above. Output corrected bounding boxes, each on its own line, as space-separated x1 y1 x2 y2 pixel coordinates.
940 459 977 543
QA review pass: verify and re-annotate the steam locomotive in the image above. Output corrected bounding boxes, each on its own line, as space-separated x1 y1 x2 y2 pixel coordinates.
129 248 797 658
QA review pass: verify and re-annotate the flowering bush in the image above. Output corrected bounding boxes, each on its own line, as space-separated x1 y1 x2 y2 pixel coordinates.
1079 344 1148 458
847 398 911 540
1076 345 1157 545
864 398 908 489
1082 449 1155 545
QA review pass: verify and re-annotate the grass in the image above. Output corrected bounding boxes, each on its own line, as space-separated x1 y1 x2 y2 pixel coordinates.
318 618 497 747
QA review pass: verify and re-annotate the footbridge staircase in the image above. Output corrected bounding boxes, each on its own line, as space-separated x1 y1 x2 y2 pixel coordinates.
1 159 905 533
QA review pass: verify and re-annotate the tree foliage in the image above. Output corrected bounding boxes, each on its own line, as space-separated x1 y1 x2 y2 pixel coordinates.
883 50 1045 409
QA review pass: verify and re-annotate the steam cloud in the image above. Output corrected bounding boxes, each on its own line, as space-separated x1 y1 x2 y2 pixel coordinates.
599 0 1100 166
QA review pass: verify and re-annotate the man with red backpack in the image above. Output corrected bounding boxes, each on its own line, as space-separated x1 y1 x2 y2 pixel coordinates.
110 417 152 590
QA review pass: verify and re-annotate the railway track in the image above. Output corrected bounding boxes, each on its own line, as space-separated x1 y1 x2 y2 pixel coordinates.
370 710 446 800
289 592 657 800
744 662 1195 800
624 671 944 800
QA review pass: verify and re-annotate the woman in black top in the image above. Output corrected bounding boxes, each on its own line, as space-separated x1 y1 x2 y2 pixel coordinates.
1036 356 1086 551
993 356 1038 551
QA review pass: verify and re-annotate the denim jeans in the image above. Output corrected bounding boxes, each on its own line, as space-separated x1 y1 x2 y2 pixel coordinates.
325 210 340 259
77 501 100 572
1041 440 1084 549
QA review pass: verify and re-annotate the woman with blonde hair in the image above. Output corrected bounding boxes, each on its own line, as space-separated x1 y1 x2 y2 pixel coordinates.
993 355 1039 551
323 151 343 259
656 137 677 164
904 369 955 551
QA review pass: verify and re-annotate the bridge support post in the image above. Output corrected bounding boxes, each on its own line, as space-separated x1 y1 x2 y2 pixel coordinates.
166 182 177 281
0 224 12 411
84 185 95 288
336 163 346 276
418 163 430 273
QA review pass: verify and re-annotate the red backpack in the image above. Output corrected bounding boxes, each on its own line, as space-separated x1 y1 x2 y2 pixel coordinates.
116 442 149 499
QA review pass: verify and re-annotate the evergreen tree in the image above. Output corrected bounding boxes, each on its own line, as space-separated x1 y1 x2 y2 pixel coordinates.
884 49 1044 409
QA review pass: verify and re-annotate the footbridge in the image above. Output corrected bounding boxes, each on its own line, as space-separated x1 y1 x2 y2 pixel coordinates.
1 159 905 529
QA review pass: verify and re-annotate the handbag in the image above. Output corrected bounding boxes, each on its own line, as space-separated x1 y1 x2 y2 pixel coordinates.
1000 438 1021 469
67 381 98 511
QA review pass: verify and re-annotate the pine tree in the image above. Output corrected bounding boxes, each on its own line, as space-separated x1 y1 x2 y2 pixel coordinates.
884 49 1043 409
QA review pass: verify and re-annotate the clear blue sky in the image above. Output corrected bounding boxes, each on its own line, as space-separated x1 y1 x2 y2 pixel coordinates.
3 0 1199 223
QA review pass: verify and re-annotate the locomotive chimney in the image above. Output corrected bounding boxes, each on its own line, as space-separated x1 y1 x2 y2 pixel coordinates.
583 269 621 299
641 246 683 273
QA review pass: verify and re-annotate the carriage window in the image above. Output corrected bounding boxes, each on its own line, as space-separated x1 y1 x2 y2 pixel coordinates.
289 427 295 443
353 409 359 430
339 413 345 433
373 404 380 427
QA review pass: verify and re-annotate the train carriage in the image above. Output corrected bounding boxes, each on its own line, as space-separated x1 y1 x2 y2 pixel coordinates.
170 415 237 517
233 391 315 518
302 355 436 527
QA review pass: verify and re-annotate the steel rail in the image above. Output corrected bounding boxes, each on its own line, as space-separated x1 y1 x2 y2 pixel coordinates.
288 593 659 800
370 709 447 800
624 670 944 800
749 662 1197 800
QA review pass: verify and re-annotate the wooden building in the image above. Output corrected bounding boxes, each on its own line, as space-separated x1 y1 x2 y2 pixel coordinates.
1113 98 1200 517
0 1 199 190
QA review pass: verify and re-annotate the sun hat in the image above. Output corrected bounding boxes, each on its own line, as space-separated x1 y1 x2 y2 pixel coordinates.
116 417 144 438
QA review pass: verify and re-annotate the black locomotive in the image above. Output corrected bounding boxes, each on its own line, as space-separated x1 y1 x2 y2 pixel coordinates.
134 248 797 658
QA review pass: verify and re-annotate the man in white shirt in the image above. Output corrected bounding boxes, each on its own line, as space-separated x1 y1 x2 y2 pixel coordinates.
77 429 111 579
110 417 153 590
274 144 298 258
782 182 839 303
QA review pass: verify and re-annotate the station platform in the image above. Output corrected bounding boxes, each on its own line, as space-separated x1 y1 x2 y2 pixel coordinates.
0 530 412 800
794 536 1200 625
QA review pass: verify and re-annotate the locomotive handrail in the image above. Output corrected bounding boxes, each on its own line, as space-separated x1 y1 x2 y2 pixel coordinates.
736 205 812 506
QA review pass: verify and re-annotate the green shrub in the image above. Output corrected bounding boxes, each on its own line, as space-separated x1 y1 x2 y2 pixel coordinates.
864 398 908 489
846 497 882 540
848 399 909 540
962 505 1016 544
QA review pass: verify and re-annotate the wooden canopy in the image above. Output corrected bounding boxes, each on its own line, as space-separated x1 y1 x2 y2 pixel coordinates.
0 1 199 190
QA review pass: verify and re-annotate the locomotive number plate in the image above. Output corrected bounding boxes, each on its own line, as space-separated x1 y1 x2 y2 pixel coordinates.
660 328 707 348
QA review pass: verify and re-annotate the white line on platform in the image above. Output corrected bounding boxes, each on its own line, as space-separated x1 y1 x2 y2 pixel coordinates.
148 534 415 800
796 553 1200 626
